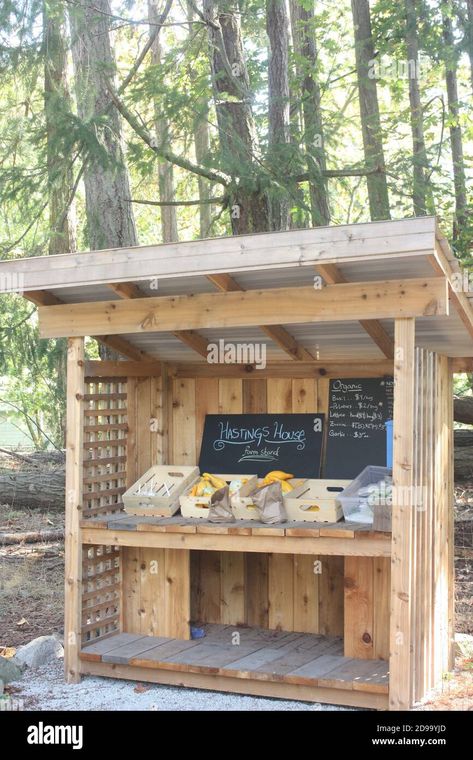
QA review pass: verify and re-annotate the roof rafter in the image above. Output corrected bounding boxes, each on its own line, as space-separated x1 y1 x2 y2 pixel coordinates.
206 273 315 361
107 282 210 359
315 264 395 359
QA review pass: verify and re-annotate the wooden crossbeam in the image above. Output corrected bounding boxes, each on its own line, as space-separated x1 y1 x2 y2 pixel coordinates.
25 290 155 361
38 278 448 339
206 273 314 361
85 361 162 377
108 282 145 299
316 264 395 359
107 281 210 359
169 360 393 379
428 247 473 342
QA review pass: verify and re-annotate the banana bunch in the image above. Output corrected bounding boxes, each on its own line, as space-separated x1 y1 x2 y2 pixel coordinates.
189 473 227 497
260 470 294 493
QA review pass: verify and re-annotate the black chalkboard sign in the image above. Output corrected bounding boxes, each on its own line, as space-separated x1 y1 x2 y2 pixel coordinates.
324 377 394 479
198 414 324 478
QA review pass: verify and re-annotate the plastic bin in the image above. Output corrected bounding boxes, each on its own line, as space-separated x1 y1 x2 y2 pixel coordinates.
338 465 392 524
386 420 393 468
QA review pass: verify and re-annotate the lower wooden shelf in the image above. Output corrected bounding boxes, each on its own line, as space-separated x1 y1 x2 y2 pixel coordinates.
80 624 389 709
81 513 391 557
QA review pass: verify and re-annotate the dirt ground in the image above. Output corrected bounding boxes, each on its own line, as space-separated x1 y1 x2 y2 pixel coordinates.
0 495 472 711
0 504 64 647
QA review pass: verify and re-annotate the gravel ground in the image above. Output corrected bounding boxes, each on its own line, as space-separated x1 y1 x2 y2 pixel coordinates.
10 657 352 711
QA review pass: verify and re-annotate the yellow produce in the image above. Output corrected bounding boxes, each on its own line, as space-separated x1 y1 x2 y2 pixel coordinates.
306 505 320 512
265 470 294 481
195 478 208 497
202 473 227 489
280 480 294 493
190 484 198 497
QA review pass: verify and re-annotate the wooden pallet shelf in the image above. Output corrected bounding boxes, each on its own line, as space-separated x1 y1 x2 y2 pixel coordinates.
80 625 389 709
80 513 391 557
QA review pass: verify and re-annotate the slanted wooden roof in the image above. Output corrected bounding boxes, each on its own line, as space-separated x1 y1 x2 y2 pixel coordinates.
1 216 472 364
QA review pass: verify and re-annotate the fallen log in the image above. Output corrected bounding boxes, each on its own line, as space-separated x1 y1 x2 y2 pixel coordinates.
0 470 65 510
0 529 64 545
454 396 473 425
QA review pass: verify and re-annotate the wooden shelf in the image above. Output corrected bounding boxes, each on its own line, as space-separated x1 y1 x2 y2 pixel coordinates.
80 624 389 709
80 513 391 557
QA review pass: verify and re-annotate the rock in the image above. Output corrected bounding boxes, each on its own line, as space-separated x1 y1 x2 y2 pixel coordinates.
0 679 4 694
15 635 64 669
0 655 25 684
454 633 473 659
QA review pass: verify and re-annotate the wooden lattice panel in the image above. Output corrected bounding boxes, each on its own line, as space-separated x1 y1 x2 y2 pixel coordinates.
82 378 127 519
81 544 120 644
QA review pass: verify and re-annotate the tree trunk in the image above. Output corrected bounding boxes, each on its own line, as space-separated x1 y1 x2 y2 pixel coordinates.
0 530 64 546
404 0 434 216
454 396 473 425
203 0 269 233
267 0 291 231
464 0 473 94
442 3 468 239
0 470 65 510
187 2 213 238
289 0 330 226
195 113 213 238
69 0 138 358
149 0 178 244
43 0 76 255
69 0 138 253
350 0 391 221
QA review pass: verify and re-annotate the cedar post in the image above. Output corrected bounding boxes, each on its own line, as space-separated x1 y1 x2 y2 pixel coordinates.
64 337 85 683
390 318 415 709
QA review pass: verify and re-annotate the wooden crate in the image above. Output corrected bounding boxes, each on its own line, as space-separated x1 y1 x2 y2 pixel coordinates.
123 465 199 516
232 478 305 520
284 480 351 523
180 474 258 519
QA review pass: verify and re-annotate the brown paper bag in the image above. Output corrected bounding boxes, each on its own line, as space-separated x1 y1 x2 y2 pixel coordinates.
208 485 235 523
251 481 287 524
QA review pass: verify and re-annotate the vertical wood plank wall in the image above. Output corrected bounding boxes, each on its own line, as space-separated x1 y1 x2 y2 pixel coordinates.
116 372 391 648
390 343 453 709
77 361 453 698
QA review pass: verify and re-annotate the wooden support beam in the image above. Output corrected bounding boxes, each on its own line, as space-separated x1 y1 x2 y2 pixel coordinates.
451 357 473 373
170 360 393 379
95 335 156 362
64 337 84 684
170 330 209 358
206 273 314 360
390 318 416 710
428 247 473 343
25 289 155 361
85 360 162 378
206 273 241 292
38 278 448 339
316 264 394 359
110 281 210 360
25 290 63 306
108 282 145 299
0 216 437 291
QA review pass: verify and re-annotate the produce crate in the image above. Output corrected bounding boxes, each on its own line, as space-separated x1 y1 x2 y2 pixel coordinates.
284 479 351 523
338 465 392 525
123 465 199 517
180 474 258 519
232 478 305 520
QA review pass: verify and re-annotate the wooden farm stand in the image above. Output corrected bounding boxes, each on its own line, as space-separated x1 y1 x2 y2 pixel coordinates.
2 215 471 710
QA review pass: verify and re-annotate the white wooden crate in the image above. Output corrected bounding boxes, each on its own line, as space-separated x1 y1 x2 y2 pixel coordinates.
283 479 352 523
232 478 305 520
123 465 199 516
180 474 258 519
